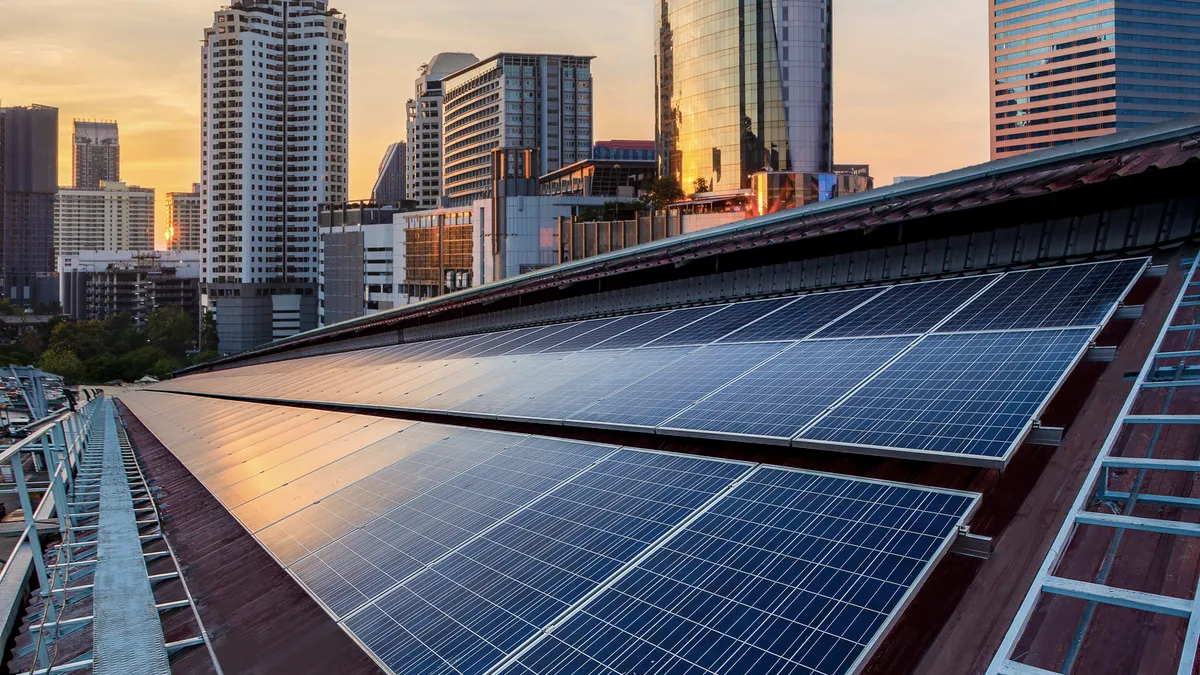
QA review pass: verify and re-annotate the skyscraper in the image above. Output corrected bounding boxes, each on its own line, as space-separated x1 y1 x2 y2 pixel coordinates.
0 105 58 306
406 53 478 210
655 0 833 193
372 142 406 205
72 120 120 188
167 184 202 252
201 0 349 352
441 53 595 207
991 0 1200 159
54 181 156 259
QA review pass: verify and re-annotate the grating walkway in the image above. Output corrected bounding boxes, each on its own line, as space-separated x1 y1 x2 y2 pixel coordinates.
89 400 170 674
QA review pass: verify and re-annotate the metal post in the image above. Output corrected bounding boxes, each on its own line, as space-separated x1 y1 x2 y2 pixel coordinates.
11 453 52 603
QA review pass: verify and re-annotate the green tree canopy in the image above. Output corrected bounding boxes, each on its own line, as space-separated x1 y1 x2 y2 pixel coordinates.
147 307 195 359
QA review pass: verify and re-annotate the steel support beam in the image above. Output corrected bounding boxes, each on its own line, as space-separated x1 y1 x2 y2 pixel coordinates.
1041 576 1192 617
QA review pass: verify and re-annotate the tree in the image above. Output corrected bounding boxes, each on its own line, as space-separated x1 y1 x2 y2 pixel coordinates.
38 348 85 384
642 176 685 209
147 307 195 359
48 321 110 362
693 178 710 194
201 309 220 354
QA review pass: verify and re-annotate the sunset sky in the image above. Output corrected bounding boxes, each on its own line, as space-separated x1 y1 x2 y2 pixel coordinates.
0 0 990 249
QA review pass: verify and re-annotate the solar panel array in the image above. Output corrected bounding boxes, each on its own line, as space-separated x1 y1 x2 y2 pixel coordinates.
156 258 1146 467
122 393 980 675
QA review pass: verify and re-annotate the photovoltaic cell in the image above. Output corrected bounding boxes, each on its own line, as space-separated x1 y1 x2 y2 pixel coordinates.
646 298 796 347
294 436 612 618
504 468 977 675
547 313 666 352
570 343 790 428
663 337 916 440
719 288 882 343
815 276 997 338
345 450 752 675
938 258 1146 332
801 328 1094 460
589 306 723 350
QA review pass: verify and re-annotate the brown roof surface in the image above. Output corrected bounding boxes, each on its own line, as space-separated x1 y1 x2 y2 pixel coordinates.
116 400 383 675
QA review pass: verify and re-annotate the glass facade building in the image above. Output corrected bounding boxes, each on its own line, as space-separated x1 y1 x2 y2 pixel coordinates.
655 0 833 193
991 0 1200 158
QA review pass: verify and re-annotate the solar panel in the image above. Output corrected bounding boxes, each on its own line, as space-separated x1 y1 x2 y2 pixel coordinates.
569 343 790 429
293 436 611 618
344 450 752 675
662 336 916 440
645 298 796 347
547 313 666 352
719 288 882 343
815 276 997 338
502 467 978 675
799 328 1095 463
121 393 982 675
939 258 1147 332
589 306 724 350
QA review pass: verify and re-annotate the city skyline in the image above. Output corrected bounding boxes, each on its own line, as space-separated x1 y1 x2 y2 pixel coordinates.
0 0 990 249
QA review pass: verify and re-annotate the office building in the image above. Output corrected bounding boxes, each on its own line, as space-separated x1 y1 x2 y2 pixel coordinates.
372 142 406 205
55 181 155 261
991 0 1200 158
441 53 595 206
201 0 349 352
72 120 120 188
407 53 478 210
656 0 833 193
166 183 202 252
59 250 201 325
593 139 656 162
0 105 58 306
317 202 413 325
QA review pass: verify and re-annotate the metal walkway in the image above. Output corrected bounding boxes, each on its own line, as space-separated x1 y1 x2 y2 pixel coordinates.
4 396 220 675
989 255 1200 675
90 400 170 674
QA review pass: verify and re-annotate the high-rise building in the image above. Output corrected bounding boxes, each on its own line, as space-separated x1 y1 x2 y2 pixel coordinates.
991 0 1200 159
72 120 120 188
201 0 349 352
55 181 156 260
167 183 202 252
655 0 833 193
0 105 58 306
372 142 406 205
406 53 478 210
441 53 595 207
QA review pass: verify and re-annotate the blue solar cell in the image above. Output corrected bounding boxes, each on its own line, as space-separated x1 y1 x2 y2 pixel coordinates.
815 276 997 338
292 436 610 618
719 288 882 343
646 298 796 347
505 468 977 675
663 336 916 439
512 317 619 354
345 450 752 675
589 306 724 350
939 258 1147 332
800 328 1094 460
570 343 790 428
547 313 667 352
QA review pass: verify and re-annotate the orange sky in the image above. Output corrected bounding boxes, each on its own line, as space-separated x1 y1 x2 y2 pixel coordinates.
0 0 990 250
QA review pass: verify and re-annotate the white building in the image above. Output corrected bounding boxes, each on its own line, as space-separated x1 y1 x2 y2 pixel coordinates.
201 0 349 352
442 53 594 207
166 183 202 252
54 181 155 265
406 53 478 210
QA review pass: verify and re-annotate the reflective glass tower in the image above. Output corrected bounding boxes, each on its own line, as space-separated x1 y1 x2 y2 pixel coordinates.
655 0 833 193
991 0 1200 159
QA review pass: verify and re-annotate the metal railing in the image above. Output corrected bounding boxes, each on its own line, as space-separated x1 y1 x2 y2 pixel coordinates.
0 392 105 668
989 254 1200 675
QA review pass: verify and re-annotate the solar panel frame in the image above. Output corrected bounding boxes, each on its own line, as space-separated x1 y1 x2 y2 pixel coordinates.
794 327 1098 468
937 258 1149 333
813 275 1000 339
493 465 981 675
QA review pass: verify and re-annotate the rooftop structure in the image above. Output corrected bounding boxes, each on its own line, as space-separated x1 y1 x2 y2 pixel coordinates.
72 119 119 188
9 119 1200 675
